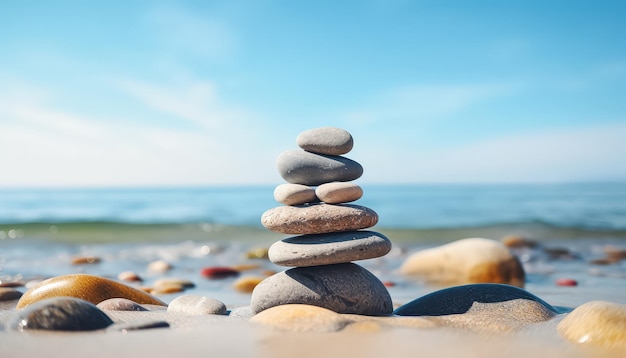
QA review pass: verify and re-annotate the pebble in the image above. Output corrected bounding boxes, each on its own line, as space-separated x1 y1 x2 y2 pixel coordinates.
12 297 114 331
118 271 143 282
274 183 318 205
268 230 392 267
96 298 148 311
150 284 184 295
250 304 352 333
71 256 101 265
400 238 525 287
0 287 23 301
555 278 578 287
393 283 556 319
229 306 255 319
154 278 195 289
245 247 269 259
167 294 227 315
501 235 538 249
231 263 261 271
16 274 167 309
148 260 173 273
261 203 378 235
276 150 363 186
200 267 240 279
250 263 392 315
0 280 25 288
107 320 170 332
233 276 265 293
315 182 363 204
296 127 354 155
558 300 626 351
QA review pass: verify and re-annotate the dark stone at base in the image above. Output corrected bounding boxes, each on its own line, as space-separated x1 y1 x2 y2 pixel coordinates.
12 297 114 331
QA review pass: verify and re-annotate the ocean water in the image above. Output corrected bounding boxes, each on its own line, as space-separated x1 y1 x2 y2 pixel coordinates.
1 183 626 230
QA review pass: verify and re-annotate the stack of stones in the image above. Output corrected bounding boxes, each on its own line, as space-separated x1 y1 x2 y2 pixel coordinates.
250 127 393 316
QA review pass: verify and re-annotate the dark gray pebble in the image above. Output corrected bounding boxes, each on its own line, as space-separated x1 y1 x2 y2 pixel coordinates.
276 150 363 186
12 297 114 331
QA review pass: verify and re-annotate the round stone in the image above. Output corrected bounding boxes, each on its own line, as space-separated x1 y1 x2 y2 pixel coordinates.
16 274 167 309
12 297 114 331
296 127 354 155
261 203 378 235
558 301 626 351
0 287 23 301
273 183 318 205
97 298 148 311
268 230 392 267
233 276 265 293
167 294 227 315
393 283 556 318
251 304 352 333
250 263 392 316
276 150 363 186
399 238 525 287
315 182 363 204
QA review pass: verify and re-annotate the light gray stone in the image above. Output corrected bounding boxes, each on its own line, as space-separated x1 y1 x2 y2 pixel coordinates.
276 150 363 186
250 263 392 316
167 294 227 315
261 203 378 235
296 127 354 155
269 230 392 266
316 182 363 204
97 298 148 311
273 183 318 205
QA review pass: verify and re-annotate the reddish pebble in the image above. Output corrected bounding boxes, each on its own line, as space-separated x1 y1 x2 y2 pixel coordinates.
200 267 240 280
383 281 396 287
556 278 578 287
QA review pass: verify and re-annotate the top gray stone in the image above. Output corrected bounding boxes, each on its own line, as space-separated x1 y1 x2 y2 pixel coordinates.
296 127 354 155
276 150 363 186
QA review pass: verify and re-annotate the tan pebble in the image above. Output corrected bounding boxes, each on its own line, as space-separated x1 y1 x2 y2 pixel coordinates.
604 245 626 262
273 183 317 205
558 301 626 352
16 274 166 309
138 286 154 293
315 182 363 204
71 256 101 265
151 284 184 294
250 304 352 333
118 271 143 282
262 270 277 277
233 276 265 293
400 238 525 287
148 260 172 273
154 278 195 289
501 235 538 249
231 264 261 271
246 248 269 259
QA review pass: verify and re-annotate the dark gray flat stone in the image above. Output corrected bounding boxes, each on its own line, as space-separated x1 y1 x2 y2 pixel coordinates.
276 150 363 186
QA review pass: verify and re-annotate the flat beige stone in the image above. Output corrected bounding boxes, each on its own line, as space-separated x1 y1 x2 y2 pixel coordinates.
251 304 352 332
274 183 317 205
316 182 363 204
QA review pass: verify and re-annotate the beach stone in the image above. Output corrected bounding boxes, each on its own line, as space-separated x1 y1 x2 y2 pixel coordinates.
16 274 167 309
251 304 352 333
250 263 392 315
154 278 195 289
261 203 378 235
558 301 626 351
200 267 240 279
107 320 170 332
555 278 578 287
12 297 114 331
167 294 227 315
233 276 265 293
393 283 556 319
0 287 23 301
296 127 354 155
71 256 101 265
400 238 525 287
274 183 318 205
231 263 262 271
97 298 148 311
276 150 363 186
268 230 392 267
148 260 172 273
315 182 363 204
502 235 538 249
117 271 143 282
229 306 255 319
245 247 269 259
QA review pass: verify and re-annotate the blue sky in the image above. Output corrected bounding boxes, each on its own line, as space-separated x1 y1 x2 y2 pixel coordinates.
1 0 625 187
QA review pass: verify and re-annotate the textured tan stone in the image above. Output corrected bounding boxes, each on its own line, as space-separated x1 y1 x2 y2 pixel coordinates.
261 203 378 235
274 183 317 205
400 238 525 287
558 301 626 351
315 182 363 204
251 304 352 332
16 274 166 309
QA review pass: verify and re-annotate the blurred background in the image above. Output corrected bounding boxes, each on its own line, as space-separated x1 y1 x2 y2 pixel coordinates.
1 0 625 188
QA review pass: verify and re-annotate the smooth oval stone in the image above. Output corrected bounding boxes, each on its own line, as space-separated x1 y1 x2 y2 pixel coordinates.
558 301 626 351
233 276 265 293
154 278 195 289
296 127 354 155
0 287 23 301
117 271 143 282
261 203 378 235
400 238 525 288
107 320 170 332
71 256 101 265
273 183 318 205
250 263 392 315
251 304 352 333
148 260 172 273
16 274 167 309
269 230 392 267
12 297 114 331
167 294 227 315
393 283 556 317
276 150 363 186
97 298 148 312
200 267 240 279
315 182 363 204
